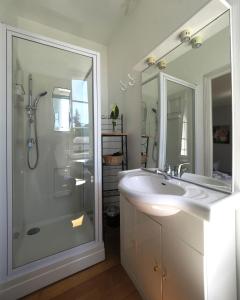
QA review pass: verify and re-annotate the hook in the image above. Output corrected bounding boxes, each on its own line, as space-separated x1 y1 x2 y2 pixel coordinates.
128 73 135 86
120 80 127 92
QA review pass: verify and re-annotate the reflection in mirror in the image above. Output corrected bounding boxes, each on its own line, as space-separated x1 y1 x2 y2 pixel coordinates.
209 71 232 181
53 87 71 132
165 78 195 173
141 77 159 168
141 10 232 192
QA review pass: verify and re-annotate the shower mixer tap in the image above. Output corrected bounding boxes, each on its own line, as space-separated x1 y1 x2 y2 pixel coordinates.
27 138 35 149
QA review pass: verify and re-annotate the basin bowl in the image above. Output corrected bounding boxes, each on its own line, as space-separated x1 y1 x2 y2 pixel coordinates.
119 173 186 217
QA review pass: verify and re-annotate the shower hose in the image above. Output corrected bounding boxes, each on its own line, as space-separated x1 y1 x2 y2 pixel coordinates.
27 110 39 170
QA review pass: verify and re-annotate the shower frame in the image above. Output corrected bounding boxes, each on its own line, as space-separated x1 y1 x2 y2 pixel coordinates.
0 24 104 299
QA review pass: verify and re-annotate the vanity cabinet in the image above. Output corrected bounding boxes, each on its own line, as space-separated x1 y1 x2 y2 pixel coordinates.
120 194 236 300
135 211 162 300
162 230 204 300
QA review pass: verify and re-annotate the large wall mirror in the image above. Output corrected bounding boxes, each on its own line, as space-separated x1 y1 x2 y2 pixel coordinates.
141 10 232 192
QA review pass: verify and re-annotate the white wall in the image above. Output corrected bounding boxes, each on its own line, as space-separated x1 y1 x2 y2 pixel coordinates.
108 0 210 168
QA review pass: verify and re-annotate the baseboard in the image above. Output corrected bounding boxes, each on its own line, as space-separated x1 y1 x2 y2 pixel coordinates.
0 244 105 300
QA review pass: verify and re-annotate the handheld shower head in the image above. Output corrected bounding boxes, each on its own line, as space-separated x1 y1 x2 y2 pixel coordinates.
152 108 157 113
39 91 48 97
34 91 48 107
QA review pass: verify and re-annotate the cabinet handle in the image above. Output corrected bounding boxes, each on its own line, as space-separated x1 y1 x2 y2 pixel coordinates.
153 265 159 272
162 269 167 281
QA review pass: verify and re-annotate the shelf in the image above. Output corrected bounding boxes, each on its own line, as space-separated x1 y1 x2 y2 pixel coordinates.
103 174 119 177
103 194 120 198
102 163 126 167
102 131 127 136
101 114 128 207
103 188 119 193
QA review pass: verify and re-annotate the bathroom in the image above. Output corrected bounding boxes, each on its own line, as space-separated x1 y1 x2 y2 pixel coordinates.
0 0 240 299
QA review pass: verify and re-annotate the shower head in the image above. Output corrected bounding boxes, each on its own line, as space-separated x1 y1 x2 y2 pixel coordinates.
39 91 48 97
152 108 157 113
33 91 48 107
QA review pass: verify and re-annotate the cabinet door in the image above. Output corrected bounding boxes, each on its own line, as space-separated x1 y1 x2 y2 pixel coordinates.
120 196 137 280
162 229 204 300
136 211 162 300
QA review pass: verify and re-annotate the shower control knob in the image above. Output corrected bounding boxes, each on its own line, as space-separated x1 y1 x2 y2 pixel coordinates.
27 138 35 149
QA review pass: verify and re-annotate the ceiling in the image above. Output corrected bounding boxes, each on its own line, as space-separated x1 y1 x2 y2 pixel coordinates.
1 0 140 45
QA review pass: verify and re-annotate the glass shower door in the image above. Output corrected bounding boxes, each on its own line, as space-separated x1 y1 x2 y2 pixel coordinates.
10 34 97 269
159 73 196 172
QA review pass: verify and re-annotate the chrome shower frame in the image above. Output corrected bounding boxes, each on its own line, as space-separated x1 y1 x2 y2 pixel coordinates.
0 24 104 299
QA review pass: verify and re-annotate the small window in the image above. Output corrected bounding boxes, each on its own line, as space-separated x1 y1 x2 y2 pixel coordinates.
72 80 89 128
180 114 188 156
52 87 71 132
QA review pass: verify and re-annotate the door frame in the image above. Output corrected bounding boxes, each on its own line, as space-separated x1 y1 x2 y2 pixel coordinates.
0 24 104 282
158 72 197 170
203 65 231 177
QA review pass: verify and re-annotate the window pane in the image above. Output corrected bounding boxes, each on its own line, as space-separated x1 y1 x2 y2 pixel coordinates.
72 80 88 102
72 101 89 127
53 98 70 131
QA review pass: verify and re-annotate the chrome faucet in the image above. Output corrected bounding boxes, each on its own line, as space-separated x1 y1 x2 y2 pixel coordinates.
141 167 170 180
176 163 190 177
155 169 170 180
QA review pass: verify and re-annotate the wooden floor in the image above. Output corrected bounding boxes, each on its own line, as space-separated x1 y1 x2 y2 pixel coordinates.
22 223 142 300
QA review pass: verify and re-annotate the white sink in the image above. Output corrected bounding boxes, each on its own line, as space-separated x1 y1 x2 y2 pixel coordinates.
119 173 185 217
118 169 228 220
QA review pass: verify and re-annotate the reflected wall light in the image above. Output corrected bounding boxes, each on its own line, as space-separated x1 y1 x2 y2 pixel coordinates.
145 56 156 66
179 29 192 43
191 36 203 48
157 60 167 70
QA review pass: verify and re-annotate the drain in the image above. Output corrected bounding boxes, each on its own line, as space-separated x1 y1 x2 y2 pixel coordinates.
27 227 40 235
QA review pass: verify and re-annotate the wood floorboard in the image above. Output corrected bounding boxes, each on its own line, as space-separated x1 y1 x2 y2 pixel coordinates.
21 223 142 300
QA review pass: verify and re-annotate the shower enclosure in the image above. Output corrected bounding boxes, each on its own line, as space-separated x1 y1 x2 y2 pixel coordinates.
0 25 103 299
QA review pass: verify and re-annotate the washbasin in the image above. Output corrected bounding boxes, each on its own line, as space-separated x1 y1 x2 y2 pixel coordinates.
119 169 228 220
119 173 186 217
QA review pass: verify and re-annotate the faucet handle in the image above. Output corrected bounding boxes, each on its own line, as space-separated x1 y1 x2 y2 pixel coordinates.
177 162 190 177
165 164 172 175
173 166 178 177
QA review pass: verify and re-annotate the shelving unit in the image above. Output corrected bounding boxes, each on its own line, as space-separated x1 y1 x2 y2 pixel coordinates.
101 115 128 211
141 135 149 168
